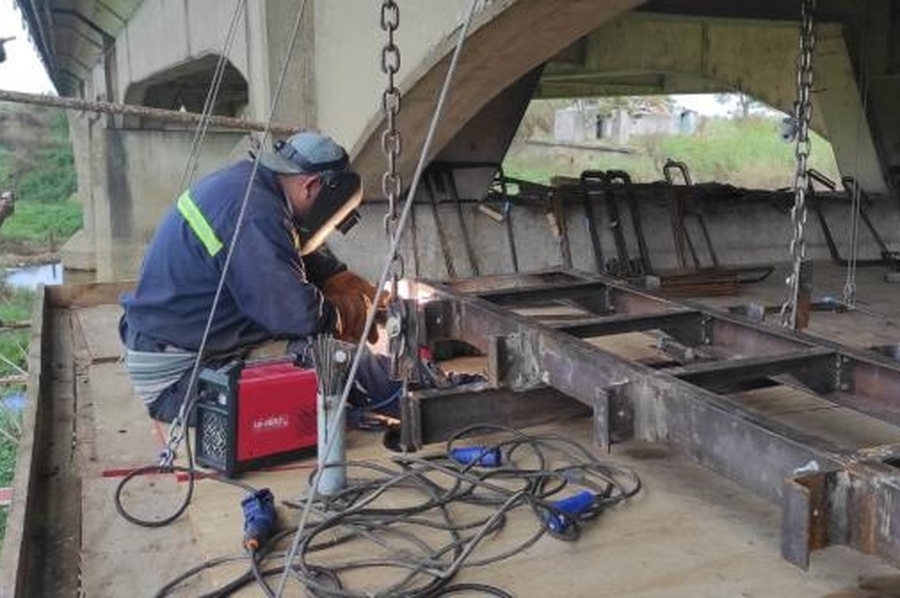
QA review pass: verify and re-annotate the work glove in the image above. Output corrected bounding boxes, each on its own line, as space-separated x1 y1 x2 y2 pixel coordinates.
322 270 385 344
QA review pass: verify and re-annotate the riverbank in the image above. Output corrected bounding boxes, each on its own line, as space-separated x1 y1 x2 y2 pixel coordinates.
0 251 59 268
0 236 60 268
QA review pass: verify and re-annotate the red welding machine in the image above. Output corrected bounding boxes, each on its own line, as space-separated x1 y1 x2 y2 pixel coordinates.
195 359 318 477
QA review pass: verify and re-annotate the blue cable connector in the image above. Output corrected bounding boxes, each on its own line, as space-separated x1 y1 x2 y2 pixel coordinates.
544 490 596 533
449 446 502 467
242 488 277 550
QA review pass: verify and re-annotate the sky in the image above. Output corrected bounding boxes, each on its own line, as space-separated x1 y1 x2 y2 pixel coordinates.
672 93 732 117
0 0 56 94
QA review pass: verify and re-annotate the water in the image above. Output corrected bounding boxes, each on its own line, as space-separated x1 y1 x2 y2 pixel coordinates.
3 262 63 289
1 391 26 413
0 263 54 414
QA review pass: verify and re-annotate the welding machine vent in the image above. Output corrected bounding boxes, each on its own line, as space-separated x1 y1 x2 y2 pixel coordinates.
195 359 318 477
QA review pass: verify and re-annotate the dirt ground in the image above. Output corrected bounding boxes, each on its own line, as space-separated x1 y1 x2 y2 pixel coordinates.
0 239 58 268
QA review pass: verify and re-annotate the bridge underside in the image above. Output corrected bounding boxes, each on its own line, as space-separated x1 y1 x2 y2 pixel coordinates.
9 1 900 592
15 0 900 281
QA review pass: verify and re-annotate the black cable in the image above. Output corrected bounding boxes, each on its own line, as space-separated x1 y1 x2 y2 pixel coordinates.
430 583 515 597
151 427 643 597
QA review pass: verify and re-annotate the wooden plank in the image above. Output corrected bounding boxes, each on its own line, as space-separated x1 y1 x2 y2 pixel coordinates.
46 281 135 309
86 362 163 471
74 304 124 363
80 477 210 597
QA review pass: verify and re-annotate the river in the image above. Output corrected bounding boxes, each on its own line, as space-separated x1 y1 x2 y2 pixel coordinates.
3 262 63 289
1 263 60 413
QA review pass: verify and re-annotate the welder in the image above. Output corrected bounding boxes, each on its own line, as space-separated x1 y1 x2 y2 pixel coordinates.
119 131 402 423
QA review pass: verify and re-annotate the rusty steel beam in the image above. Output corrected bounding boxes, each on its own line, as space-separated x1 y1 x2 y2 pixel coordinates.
664 347 839 393
399 385 590 449
553 309 704 338
408 269 900 569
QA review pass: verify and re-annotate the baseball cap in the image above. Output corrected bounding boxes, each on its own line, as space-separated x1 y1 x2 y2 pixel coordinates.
258 131 350 176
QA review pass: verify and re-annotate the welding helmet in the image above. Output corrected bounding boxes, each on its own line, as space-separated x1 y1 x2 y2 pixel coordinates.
258 131 363 255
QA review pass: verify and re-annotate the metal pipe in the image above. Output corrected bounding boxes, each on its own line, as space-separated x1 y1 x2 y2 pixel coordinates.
0 88 297 135
315 345 349 496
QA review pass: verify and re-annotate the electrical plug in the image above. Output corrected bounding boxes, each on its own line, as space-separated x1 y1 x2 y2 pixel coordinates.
242 488 277 551
449 446 502 467
544 490 596 534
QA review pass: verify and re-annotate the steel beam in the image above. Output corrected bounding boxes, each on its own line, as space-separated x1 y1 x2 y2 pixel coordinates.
400 385 590 449
407 269 900 568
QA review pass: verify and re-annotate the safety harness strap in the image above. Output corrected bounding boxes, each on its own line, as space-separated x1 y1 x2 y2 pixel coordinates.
177 191 223 257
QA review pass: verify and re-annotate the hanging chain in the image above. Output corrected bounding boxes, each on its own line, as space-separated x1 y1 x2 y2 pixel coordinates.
781 0 816 329
381 0 403 290
380 0 408 377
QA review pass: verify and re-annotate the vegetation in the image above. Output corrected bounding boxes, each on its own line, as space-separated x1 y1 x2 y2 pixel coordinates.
0 103 79 543
504 97 840 189
0 200 82 246
0 398 22 540
0 286 30 542
0 105 82 253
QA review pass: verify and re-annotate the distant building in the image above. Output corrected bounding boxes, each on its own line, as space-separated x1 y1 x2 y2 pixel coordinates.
554 106 698 145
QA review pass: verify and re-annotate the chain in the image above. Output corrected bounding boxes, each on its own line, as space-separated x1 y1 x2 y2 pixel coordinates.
781 0 816 329
381 0 403 288
380 0 407 377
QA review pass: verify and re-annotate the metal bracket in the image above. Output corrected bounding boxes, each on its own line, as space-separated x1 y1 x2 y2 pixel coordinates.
782 469 839 569
487 333 544 391
593 383 634 452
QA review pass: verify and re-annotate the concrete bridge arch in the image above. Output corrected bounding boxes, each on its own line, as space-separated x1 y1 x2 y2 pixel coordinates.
122 54 250 121
16 0 898 280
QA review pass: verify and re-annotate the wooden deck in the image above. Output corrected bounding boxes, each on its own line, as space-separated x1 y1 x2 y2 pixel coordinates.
4 262 900 596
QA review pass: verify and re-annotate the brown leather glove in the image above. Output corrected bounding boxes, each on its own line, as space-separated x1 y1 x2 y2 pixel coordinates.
322 270 382 344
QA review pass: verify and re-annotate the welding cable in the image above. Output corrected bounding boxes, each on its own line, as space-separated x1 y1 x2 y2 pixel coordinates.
290 464 521 593
175 0 247 193
247 547 277 598
195 565 341 598
153 553 249 598
160 429 642 597
112 450 257 528
432 583 515 597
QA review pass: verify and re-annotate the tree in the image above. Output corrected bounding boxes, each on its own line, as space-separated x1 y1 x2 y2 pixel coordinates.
714 92 763 119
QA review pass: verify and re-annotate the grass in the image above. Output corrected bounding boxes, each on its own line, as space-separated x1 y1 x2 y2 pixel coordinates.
0 405 22 540
504 114 840 188
0 286 30 543
0 104 76 545
0 200 83 246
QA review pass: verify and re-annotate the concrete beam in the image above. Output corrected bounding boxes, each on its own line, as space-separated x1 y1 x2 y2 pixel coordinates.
538 13 887 194
347 0 645 200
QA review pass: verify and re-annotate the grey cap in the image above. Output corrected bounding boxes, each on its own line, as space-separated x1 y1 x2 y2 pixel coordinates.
258 131 350 176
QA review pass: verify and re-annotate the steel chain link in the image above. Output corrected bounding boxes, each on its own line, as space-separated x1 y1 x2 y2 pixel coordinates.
380 0 407 376
781 0 816 329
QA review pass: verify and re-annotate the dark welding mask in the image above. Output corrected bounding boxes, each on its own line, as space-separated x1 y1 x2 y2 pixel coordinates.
296 170 363 255
258 133 363 255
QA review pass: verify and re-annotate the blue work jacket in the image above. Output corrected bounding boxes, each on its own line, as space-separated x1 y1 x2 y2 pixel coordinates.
120 160 345 355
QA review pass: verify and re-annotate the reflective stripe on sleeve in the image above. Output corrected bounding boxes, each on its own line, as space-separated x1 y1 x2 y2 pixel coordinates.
176 191 223 257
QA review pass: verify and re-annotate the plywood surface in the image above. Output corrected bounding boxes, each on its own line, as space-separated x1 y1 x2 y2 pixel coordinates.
44 264 900 596
75 304 125 362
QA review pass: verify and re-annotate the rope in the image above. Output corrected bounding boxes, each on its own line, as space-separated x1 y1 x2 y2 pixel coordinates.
175 0 248 194
160 0 310 467
842 7 871 307
275 1 483 594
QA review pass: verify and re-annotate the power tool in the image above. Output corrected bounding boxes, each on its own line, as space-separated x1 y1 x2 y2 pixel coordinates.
194 358 318 477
